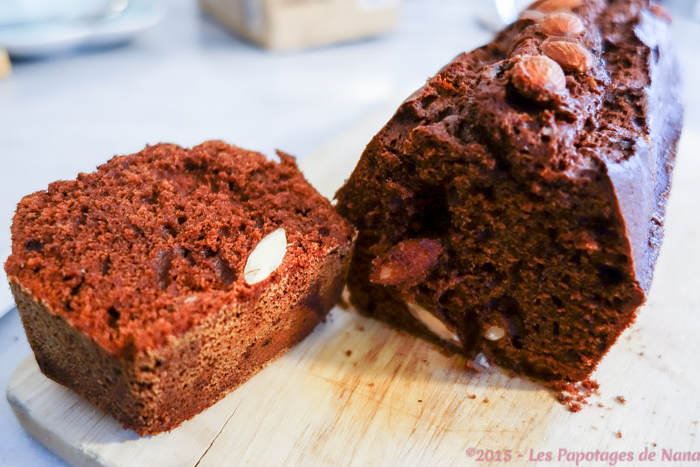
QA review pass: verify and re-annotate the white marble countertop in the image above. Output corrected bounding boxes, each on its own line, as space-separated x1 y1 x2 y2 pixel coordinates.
1 1 698 465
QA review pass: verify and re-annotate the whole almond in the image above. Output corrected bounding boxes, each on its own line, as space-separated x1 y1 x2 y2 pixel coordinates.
540 13 584 36
649 4 673 23
519 10 546 21
370 238 443 285
527 0 582 13
511 56 566 99
541 41 593 72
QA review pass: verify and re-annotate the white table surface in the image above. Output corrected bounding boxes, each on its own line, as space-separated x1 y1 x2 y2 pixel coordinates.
0 1 698 466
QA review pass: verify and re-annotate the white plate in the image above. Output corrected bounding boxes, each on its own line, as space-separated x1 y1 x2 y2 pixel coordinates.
0 0 115 27
0 0 164 58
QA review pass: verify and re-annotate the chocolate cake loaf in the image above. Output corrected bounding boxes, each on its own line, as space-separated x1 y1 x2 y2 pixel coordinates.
336 0 682 383
5 141 356 435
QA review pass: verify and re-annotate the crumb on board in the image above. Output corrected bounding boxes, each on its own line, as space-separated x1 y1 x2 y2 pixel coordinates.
418 399 422 403
551 379 599 412
469 394 477 399
617 431 623 439
616 396 626 404
367 382 374 387
345 350 352 357
483 398 489 404
356 325 364 332
598 403 606 408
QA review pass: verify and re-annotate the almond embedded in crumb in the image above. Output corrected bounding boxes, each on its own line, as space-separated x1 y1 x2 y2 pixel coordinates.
511 56 566 99
472 353 490 372
244 228 287 285
540 13 584 36
541 41 593 72
528 0 582 13
485 326 506 341
575 231 599 252
406 302 461 345
379 266 394 281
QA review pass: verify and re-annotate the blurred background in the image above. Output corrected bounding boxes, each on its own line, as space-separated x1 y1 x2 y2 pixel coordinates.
0 1 698 464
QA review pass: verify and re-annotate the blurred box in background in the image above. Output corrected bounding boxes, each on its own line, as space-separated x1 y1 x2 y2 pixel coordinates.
0 48 11 79
199 0 399 51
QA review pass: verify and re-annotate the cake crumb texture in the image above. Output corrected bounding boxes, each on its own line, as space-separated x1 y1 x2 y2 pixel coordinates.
336 0 682 383
6 141 356 434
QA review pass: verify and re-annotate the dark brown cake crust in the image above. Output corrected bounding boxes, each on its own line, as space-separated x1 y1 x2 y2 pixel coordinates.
6 142 356 435
336 0 682 383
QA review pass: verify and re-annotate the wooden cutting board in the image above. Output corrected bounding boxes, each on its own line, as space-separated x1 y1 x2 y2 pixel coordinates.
7 100 700 467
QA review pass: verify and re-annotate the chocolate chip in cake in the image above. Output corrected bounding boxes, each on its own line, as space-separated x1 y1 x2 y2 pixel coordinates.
24 240 43 252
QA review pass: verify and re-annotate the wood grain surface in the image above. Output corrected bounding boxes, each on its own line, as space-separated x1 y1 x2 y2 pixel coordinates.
7 99 700 467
